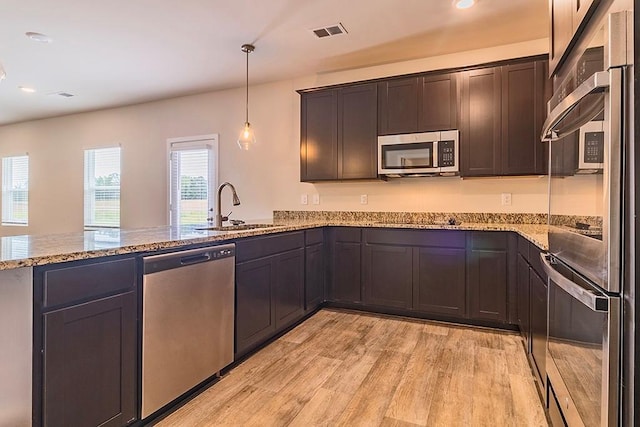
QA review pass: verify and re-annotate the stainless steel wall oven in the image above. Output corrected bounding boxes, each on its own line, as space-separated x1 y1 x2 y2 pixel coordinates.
541 4 632 426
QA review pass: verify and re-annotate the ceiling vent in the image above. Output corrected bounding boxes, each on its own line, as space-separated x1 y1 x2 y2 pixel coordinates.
49 91 74 98
311 23 347 39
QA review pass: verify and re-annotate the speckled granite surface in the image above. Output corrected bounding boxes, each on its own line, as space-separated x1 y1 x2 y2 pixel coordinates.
273 210 549 224
0 213 549 271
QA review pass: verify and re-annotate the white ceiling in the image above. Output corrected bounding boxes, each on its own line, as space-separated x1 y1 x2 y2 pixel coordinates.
0 0 548 126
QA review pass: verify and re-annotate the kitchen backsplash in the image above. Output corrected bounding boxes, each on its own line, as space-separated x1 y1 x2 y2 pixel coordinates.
273 210 549 224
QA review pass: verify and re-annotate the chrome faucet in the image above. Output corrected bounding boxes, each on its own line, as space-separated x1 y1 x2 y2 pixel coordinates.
215 182 241 227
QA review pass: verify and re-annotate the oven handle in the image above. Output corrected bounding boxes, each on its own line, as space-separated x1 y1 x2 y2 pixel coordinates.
541 71 610 142
540 254 609 312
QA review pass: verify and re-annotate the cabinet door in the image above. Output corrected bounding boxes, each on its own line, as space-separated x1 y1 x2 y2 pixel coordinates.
338 83 378 179
530 269 548 385
414 247 466 317
274 248 305 330
43 292 137 427
300 89 338 181
467 249 508 322
329 241 362 303
377 77 419 135
363 244 412 309
235 257 276 356
305 243 325 312
460 67 502 176
516 254 531 346
419 73 458 131
501 61 548 175
550 0 575 75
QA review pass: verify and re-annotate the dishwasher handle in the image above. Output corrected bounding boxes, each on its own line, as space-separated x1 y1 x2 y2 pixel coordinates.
180 253 211 265
143 243 235 275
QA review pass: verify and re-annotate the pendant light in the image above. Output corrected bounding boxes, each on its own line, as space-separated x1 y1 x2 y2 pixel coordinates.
237 43 256 150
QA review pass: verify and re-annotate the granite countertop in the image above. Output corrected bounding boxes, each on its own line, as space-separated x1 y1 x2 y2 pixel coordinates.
0 215 549 271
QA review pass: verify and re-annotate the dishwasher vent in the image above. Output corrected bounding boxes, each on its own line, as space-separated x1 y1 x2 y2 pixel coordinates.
311 23 348 38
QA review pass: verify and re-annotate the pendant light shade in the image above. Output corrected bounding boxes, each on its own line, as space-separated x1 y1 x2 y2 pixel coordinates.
237 43 255 150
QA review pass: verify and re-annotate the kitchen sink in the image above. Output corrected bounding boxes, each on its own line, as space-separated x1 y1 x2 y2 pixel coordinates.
196 223 279 232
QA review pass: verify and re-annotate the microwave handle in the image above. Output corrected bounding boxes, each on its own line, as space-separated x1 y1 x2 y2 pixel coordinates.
540 254 608 312
541 71 610 142
433 140 438 168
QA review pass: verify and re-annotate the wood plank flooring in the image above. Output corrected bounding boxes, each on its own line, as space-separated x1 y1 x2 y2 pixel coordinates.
156 309 548 427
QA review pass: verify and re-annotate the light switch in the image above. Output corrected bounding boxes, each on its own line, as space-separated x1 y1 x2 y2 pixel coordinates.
312 194 320 205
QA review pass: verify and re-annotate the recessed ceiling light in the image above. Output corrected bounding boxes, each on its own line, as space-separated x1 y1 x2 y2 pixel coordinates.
454 0 476 9
25 32 52 43
19 86 36 93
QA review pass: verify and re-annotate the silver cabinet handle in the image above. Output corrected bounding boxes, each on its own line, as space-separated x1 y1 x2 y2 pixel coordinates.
540 253 609 312
541 71 610 141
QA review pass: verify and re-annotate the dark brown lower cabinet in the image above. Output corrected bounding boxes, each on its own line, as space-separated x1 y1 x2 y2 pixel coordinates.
235 246 305 357
517 253 531 345
305 242 325 312
274 248 305 328
235 257 276 356
363 244 413 309
467 249 508 322
530 269 548 385
43 292 137 427
328 228 362 303
414 247 466 317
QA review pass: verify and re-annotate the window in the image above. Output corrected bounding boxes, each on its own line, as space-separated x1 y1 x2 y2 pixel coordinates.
168 135 218 226
2 155 29 225
84 147 121 229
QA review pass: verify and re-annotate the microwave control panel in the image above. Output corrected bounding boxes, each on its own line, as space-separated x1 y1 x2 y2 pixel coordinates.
438 140 456 167
584 131 604 163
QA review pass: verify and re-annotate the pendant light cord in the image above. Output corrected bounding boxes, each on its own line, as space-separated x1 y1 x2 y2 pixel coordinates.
245 48 249 124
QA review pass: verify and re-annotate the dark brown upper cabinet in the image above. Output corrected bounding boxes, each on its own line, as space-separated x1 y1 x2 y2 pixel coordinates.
501 61 548 175
378 77 419 134
461 59 549 177
460 67 502 176
549 0 600 76
378 73 458 135
300 83 377 182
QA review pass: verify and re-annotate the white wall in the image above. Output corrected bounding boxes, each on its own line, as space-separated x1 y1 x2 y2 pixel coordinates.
0 38 562 236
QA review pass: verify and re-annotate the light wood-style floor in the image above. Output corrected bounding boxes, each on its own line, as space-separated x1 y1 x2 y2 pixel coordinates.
157 309 548 427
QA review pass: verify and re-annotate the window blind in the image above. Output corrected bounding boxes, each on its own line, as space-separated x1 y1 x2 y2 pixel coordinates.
169 140 215 226
2 155 29 225
84 147 121 228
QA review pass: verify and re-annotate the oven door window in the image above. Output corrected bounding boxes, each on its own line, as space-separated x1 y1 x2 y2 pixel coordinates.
548 276 606 427
381 142 434 169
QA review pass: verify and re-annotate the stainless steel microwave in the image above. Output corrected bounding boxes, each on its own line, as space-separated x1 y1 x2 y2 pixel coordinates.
377 130 459 177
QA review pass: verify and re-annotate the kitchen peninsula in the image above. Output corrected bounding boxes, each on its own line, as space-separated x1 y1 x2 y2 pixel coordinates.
0 211 550 426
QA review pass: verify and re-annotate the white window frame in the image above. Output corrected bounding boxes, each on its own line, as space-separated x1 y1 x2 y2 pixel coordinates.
84 146 121 229
1 154 29 226
167 134 218 226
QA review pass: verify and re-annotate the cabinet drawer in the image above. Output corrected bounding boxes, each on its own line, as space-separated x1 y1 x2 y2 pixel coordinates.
468 231 508 250
364 228 465 248
305 228 324 246
42 257 136 309
236 232 304 263
528 242 545 279
330 227 361 243
517 235 530 258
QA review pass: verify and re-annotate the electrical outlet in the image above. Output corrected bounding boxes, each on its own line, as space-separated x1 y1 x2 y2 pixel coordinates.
501 193 512 206
300 194 308 205
360 194 368 205
312 194 320 205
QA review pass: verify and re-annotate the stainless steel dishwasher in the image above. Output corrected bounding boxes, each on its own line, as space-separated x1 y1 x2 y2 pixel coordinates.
141 243 235 418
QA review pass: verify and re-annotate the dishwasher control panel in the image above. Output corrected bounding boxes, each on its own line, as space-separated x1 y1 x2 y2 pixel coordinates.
143 244 236 274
